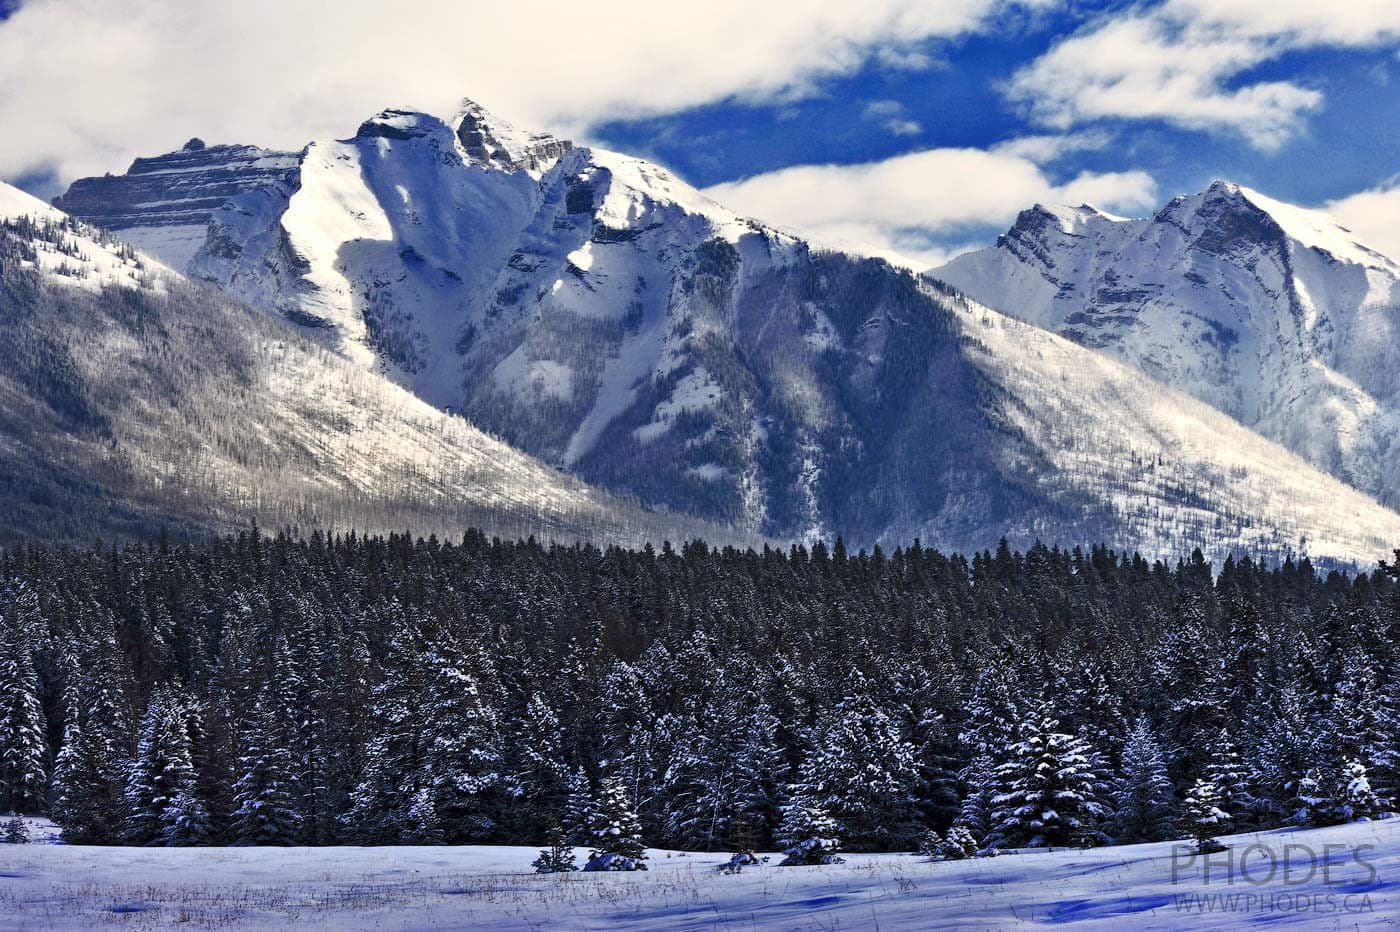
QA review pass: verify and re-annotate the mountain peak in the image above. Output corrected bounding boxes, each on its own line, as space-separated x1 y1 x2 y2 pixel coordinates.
452 97 572 174
354 108 440 141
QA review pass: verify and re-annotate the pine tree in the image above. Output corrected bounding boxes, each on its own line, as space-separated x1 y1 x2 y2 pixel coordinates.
582 776 647 870
403 787 444 844
1111 717 1177 843
1202 728 1257 828
790 680 920 851
989 704 1109 849
1331 758 1381 823
776 794 843 866
532 822 578 873
123 688 199 845
1181 778 1230 853
955 753 999 847
560 767 596 846
421 633 503 842
0 608 47 815
160 789 212 846
2 813 29 844
229 698 301 845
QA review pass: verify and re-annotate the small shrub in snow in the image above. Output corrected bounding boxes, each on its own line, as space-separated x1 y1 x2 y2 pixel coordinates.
532 825 577 874
582 852 648 872
777 797 845 866
719 851 761 874
936 826 980 860
915 829 943 857
779 837 845 866
3 814 30 844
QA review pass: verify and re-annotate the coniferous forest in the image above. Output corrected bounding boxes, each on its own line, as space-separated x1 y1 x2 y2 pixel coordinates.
2 527 1397 862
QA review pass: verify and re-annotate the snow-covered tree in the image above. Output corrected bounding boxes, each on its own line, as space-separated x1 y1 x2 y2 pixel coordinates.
0 610 46 815
989 704 1109 849
789 679 920 851
582 776 647 871
776 794 843 866
1181 778 1230 852
123 688 199 845
160 788 212 846
229 698 301 845
532 822 578 873
403 787 444 844
1111 717 1177 843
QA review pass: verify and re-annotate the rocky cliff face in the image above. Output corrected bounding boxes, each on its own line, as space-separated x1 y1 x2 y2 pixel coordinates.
933 182 1400 507
53 138 299 269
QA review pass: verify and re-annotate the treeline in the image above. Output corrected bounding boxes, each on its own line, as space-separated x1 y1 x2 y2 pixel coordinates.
1 528 1397 855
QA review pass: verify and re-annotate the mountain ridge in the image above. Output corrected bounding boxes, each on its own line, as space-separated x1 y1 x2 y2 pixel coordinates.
933 180 1400 507
44 102 1400 566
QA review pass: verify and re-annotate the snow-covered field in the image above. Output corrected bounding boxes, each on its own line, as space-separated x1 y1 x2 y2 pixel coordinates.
1 819 1396 930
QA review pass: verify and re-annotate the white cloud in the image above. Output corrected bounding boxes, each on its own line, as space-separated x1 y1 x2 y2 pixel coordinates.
862 100 924 137
1006 0 1400 150
1325 185 1400 263
0 0 1050 183
704 142 1157 269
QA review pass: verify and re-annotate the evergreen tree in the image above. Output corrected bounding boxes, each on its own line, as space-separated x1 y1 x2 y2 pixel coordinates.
1181 778 1230 852
0 606 46 815
123 688 199 845
229 698 301 845
583 776 647 870
989 704 1108 849
2 813 29 844
776 794 843 866
160 788 212 846
403 787 444 844
1331 758 1381 823
790 679 920 851
560 767 597 846
532 822 578 873
1111 717 1177 843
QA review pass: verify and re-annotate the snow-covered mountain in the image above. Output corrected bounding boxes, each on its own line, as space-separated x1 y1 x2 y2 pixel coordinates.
0 180 720 547
932 182 1400 507
51 107 1400 564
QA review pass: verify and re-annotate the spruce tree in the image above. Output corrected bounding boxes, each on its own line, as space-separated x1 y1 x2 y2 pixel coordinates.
1111 717 1177 843
790 680 919 851
1181 778 1230 852
160 789 212 846
229 699 301 845
123 688 199 845
776 794 843 866
989 704 1108 849
583 776 647 870
0 611 47 815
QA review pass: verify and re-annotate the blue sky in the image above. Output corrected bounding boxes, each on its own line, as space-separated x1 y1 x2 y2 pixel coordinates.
1 0 1397 265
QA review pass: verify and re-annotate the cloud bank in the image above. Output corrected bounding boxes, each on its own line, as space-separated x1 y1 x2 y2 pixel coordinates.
0 0 1048 183
705 141 1158 268
1007 0 1400 151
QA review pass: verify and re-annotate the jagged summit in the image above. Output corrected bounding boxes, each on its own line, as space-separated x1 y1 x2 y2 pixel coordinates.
933 181 1400 507
452 97 573 174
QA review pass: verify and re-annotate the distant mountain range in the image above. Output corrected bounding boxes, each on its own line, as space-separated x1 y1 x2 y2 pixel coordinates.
22 99 1400 566
933 182 1400 508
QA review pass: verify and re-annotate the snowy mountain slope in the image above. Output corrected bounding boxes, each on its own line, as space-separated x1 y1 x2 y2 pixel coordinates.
932 182 1400 507
0 181 730 547
53 108 1400 564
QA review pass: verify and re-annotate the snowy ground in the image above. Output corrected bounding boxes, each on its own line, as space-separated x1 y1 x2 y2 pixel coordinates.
0 818 1396 930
